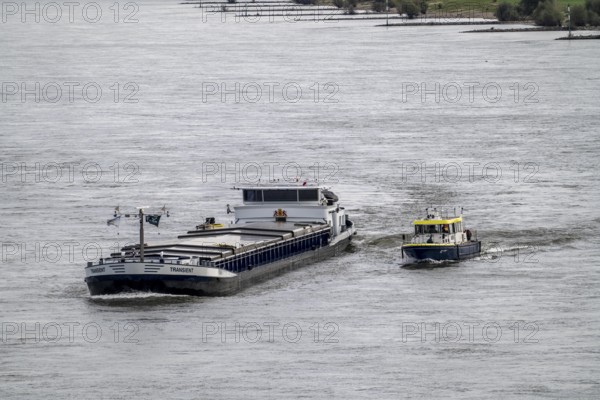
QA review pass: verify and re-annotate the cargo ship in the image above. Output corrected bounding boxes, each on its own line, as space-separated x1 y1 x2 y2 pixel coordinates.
85 183 356 296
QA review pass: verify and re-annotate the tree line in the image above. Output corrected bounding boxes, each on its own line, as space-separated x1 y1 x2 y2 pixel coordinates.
292 0 600 26
496 0 600 26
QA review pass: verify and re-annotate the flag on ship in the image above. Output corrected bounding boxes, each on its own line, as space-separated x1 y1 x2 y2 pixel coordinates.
146 214 161 227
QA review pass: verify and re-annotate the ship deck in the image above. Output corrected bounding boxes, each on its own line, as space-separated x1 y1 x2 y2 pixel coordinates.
110 221 331 262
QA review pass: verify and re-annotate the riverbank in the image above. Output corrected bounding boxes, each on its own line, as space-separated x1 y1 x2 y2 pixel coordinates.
464 25 600 33
376 20 500 26
556 34 600 39
182 0 498 22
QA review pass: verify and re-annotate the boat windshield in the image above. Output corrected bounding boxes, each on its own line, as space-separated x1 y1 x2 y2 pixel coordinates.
416 224 440 234
242 188 320 202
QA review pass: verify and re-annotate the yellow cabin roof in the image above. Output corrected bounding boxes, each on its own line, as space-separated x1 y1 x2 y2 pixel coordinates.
413 217 462 225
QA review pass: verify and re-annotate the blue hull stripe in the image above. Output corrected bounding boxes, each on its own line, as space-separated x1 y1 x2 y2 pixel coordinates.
85 274 218 284
403 242 481 261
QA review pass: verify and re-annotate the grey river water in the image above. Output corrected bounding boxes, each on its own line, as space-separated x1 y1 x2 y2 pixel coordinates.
1 0 600 398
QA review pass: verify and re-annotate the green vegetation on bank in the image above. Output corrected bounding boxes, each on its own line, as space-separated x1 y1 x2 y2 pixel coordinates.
299 0 588 10
494 0 600 26
294 0 599 27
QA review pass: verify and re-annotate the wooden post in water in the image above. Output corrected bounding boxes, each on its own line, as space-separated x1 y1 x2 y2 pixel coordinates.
139 208 144 262
568 5 571 38
386 0 389 26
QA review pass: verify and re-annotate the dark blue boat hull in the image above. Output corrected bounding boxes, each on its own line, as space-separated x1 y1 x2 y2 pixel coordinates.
402 241 481 261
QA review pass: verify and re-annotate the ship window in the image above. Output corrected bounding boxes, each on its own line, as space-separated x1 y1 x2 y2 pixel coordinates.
298 189 319 201
243 190 263 202
263 190 298 202
426 225 439 234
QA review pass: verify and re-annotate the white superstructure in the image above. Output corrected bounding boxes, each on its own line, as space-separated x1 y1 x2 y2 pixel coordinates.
233 183 352 237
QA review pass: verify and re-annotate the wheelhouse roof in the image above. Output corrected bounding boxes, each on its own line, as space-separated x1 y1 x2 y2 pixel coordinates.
413 217 462 225
234 185 325 190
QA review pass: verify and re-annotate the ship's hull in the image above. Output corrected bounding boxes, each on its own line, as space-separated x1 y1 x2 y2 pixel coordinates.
86 232 353 296
402 241 481 261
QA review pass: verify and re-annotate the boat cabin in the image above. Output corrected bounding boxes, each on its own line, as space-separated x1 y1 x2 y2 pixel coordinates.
233 184 349 236
240 186 331 206
411 209 471 245
243 188 319 204
414 217 463 235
